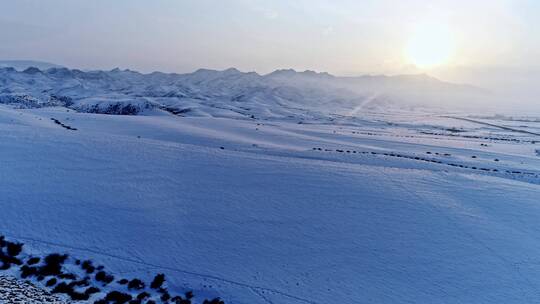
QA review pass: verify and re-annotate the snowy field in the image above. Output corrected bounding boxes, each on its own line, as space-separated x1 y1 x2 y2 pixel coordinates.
1 104 540 303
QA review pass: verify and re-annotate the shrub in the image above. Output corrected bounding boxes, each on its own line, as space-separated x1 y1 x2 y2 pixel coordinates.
127 278 145 290
85 286 101 295
26 257 40 265
150 273 165 289
161 291 171 302
204 298 225 304
95 271 114 284
82 260 95 273
136 291 150 300
52 282 74 295
41 254 68 276
105 291 132 304
171 296 192 304
20 265 37 278
46 278 57 287
6 242 23 256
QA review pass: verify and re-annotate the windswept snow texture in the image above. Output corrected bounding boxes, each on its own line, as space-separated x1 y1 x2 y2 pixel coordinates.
1 102 540 303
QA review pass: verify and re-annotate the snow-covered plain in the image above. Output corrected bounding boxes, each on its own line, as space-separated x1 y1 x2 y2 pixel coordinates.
1 96 540 303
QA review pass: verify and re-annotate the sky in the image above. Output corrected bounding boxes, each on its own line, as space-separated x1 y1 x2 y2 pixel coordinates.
0 0 539 97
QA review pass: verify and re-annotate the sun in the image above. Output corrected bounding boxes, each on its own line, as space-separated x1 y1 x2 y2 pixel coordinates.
405 22 455 68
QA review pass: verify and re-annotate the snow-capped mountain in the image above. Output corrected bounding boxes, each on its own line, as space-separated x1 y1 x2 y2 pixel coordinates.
0 65 487 119
0 60 64 71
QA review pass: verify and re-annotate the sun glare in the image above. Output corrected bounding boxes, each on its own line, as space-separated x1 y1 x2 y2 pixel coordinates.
405 22 455 68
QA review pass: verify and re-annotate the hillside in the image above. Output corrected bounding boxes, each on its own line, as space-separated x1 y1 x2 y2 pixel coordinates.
0 101 539 303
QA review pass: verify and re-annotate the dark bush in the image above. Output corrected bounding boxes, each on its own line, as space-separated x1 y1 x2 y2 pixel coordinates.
171 296 192 304
136 292 150 300
95 271 114 284
105 291 132 304
6 242 23 256
70 291 90 301
128 278 145 290
150 273 165 289
20 265 37 278
26 256 40 265
82 260 95 273
0 252 21 269
161 291 171 302
203 298 225 304
46 278 57 287
41 253 68 276
52 282 74 295
0 260 10 270
85 286 101 295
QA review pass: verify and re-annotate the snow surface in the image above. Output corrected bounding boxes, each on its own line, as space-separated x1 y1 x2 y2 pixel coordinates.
1 101 540 303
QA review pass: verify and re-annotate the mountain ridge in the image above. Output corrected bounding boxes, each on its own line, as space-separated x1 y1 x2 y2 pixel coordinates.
0 64 488 118
0 60 64 71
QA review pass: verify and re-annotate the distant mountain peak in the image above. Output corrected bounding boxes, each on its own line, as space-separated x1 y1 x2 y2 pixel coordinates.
266 69 334 79
22 67 43 74
222 67 241 74
267 69 297 77
0 60 64 71
301 70 334 78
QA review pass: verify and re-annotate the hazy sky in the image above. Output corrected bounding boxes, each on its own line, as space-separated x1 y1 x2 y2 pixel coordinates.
1 0 539 78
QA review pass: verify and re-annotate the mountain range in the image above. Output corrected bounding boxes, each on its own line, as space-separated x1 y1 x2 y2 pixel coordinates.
0 61 488 119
